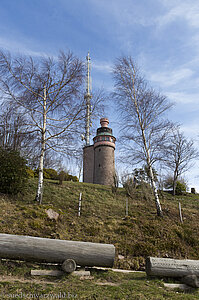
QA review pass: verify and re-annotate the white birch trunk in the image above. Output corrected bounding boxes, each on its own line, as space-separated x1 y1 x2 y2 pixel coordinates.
35 141 45 204
35 87 47 204
142 136 163 216
147 159 163 217
133 95 163 217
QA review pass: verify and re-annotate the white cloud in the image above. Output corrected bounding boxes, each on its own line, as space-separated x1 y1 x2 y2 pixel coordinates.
149 68 194 87
156 1 199 29
189 34 199 54
166 92 199 105
92 61 112 73
181 123 199 137
86 0 158 31
0 36 52 58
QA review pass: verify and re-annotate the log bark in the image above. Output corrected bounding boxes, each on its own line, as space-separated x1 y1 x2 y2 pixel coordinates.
145 257 199 277
0 233 115 267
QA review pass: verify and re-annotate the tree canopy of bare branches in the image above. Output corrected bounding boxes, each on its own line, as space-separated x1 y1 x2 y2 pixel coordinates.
163 127 198 195
112 56 173 216
0 101 41 164
0 49 85 203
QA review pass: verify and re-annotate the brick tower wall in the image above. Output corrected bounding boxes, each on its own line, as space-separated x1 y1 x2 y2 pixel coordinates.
93 145 115 186
83 145 94 183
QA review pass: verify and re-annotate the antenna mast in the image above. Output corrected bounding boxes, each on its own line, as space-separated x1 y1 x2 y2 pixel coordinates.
84 52 92 146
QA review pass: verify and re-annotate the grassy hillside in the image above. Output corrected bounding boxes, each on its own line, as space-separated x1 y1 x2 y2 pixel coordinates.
0 179 199 299
0 179 199 268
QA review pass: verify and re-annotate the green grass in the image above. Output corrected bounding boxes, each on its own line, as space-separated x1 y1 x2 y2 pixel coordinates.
0 179 199 298
0 260 199 299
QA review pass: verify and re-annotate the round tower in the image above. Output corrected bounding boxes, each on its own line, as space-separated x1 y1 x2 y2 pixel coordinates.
93 118 116 186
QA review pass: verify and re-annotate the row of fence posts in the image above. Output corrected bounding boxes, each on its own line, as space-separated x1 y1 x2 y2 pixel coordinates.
77 193 129 217
77 193 183 223
125 199 183 222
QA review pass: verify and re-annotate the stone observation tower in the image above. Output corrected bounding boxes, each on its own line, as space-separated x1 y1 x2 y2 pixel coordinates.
82 52 116 186
83 118 116 186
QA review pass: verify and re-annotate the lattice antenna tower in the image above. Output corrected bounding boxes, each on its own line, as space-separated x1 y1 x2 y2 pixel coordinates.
84 52 92 145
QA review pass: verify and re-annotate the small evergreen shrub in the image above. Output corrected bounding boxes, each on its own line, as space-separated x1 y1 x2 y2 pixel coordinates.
34 168 58 180
0 147 28 194
26 167 34 178
34 167 78 183
164 176 187 195
66 174 78 182
175 181 186 195
45 168 58 180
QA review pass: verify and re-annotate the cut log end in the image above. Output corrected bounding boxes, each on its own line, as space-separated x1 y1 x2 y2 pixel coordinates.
145 257 152 275
62 259 76 273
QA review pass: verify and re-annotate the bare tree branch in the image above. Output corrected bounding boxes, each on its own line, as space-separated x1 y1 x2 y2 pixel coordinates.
0 49 85 204
112 56 173 216
162 127 199 195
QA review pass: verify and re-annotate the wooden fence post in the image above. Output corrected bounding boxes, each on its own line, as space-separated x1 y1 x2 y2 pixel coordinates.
78 192 82 217
179 202 183 223
125 198 128 217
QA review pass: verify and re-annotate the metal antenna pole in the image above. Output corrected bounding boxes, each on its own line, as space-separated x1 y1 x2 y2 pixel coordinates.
84 52 92 146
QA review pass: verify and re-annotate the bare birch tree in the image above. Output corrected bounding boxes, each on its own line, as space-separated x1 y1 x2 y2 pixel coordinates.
112 56 173 216
0 103 25 151
163 127 198 195
0 101 39 161
0 50 84 204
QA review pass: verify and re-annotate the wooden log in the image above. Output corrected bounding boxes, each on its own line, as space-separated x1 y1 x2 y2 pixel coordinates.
61 259 76 273
146 257 199 277
0 233 115 268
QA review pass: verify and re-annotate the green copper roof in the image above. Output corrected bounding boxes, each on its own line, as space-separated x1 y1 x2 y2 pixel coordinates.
96 132 113 136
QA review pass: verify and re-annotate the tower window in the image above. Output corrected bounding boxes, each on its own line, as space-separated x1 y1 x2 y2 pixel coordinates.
99 164 101 167
99 149 101 152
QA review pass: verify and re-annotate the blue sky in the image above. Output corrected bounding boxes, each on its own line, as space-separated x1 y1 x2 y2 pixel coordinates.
0 0 199 189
